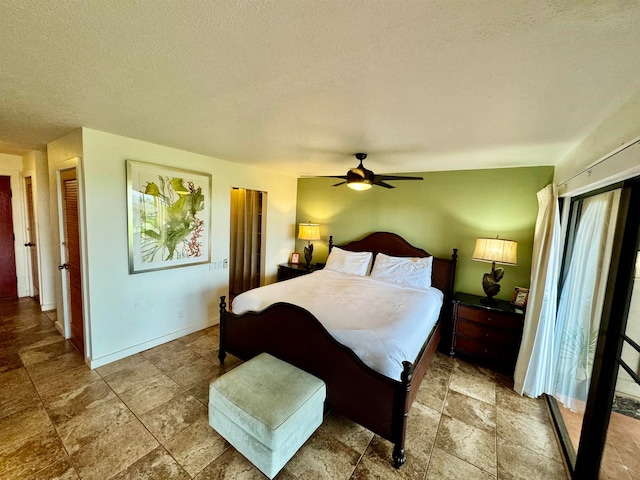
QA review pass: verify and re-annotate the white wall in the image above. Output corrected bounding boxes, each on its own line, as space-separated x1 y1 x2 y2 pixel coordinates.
47 130 83 336
22 151 55 310
0 153 29 297
555 87 640 195
80 128 297 368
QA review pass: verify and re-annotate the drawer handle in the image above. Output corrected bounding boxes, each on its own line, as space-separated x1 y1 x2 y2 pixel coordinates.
485 333 490 337
487 317 493 322
484 349 489 353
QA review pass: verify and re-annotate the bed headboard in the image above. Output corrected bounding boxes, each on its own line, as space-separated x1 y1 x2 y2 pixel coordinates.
329 231 458 300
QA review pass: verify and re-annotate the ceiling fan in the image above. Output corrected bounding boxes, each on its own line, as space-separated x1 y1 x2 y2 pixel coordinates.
321 153 423 190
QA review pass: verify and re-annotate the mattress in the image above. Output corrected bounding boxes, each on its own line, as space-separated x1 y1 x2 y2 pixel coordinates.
232 269 444 380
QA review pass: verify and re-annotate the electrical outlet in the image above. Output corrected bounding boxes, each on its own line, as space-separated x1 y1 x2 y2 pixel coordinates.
177 310 184 321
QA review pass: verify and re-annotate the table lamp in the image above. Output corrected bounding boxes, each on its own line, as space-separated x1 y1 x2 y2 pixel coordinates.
298 222 321 269
472 237 518 306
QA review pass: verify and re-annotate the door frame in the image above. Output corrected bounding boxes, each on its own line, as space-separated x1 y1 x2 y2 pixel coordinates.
0 166 29 297
55 158 92 361
22 170 41 298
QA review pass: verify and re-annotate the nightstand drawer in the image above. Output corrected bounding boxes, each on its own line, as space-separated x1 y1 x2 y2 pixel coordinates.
456 305 520 331
455 335 516 362
456 319 522 346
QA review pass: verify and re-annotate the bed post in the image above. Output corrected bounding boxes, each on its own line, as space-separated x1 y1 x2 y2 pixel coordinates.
328 235 334 253
218 296 227 364
393 360 412 468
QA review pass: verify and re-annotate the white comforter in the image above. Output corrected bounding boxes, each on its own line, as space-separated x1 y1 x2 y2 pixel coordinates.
231 270 444 380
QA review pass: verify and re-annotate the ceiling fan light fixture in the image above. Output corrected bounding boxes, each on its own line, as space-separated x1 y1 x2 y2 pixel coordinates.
347 180 372 191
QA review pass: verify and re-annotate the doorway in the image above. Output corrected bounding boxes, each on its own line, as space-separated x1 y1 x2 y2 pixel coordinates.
24 176 39 298
229 188 266 302
59 168 84 355
0 175 17 298
548 177 640 478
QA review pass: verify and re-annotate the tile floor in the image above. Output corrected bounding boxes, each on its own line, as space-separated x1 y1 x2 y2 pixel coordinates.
558 403 640 479
0 296 568 479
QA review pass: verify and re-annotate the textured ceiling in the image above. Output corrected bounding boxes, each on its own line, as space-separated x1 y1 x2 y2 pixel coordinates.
1 1 640 176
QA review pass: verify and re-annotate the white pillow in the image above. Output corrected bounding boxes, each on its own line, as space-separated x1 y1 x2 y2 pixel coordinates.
325 247 373 276
370 252 433 289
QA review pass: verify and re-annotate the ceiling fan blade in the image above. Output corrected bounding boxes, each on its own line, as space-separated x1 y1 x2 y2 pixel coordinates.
375 175 424 181
317 175 348 179
373 181 395 189
332 181 347 186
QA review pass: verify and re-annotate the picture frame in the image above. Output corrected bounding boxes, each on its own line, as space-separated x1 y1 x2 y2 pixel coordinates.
126 160 212 274
291 252 300 264
512 286 529 308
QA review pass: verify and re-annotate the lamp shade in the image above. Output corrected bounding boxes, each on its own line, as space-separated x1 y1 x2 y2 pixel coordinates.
298 223 321 241
472 237 517 266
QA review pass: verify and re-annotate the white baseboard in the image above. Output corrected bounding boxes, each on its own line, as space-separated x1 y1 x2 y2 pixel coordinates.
88 317 219 369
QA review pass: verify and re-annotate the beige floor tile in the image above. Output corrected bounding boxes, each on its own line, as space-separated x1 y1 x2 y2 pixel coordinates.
117 371 185 416
102 359 162 394
52 394 136 454
25 351 86 384
0 427 66 480
193 447 267 479
444 389 496 434
497 437 567 480
70 419 158 480
140 391 207 443
0 367 41 419
282 425 362 480
18 341 76 368
109 446 191 480
0 404 52 449
449 368 496 405
34 365 101 405
426 447 496 480
496 384 549 425
0 351 23 374
415 365 451 412
163 416 228 477
351 435 426 480
24 458 79 480
95 353 147 377
496 409 561 461
186 334 219 357
321 413 374 453
434 415 496 474
167 356 223 389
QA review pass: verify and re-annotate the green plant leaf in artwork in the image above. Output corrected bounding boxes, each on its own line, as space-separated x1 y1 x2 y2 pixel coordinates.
138 176 206 263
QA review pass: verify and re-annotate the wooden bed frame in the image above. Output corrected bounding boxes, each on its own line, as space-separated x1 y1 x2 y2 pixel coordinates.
218 232 457 468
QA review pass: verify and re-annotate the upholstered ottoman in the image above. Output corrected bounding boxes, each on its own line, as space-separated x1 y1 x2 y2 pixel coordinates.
208 352 326 479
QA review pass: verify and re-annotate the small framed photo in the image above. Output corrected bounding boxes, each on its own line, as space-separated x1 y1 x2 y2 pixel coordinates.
290 252 300 264
512 287 529 308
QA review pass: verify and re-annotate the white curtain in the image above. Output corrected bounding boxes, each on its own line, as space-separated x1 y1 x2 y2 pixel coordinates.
514 184 562 397
552 191 616 412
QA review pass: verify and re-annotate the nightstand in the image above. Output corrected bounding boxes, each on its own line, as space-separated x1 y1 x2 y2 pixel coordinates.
277 263 321 281
451 292 525 373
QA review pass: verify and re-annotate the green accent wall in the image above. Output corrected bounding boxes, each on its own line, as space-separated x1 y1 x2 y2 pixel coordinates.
295 166 554 301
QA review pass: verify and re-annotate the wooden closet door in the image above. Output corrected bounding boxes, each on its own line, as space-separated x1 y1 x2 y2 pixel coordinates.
60 169 84 354
0 176 17 298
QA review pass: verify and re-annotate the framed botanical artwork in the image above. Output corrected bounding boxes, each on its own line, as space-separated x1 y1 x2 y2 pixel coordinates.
512 286 529 308
291 252 300 264
126 160 212 274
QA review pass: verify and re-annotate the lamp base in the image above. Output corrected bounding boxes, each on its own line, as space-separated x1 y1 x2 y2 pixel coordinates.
480 296 498 307
303 243 314 269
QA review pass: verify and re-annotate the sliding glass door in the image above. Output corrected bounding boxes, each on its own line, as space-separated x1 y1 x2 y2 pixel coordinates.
548 178 640 479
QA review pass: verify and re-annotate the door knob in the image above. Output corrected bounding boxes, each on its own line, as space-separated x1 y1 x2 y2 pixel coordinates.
58 264 69 270
25 242 35 247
